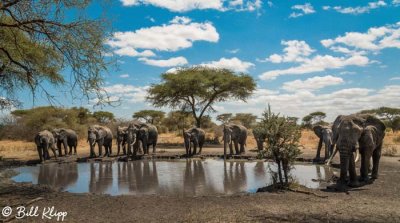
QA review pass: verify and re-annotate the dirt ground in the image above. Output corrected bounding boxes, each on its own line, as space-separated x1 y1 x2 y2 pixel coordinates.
0 131 400 222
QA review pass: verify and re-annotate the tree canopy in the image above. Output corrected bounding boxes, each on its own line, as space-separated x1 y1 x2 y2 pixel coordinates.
93 111 114 123
0 0 112 109
301 111 327 129
231 113 257 128
216 113 233 124
360 107 400 132
147 67 256 127
133 110 165 124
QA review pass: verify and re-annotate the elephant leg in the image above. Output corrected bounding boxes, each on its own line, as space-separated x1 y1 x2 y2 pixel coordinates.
98 143 103 157
37 146 44 162
109 144 112 155
315 139 323 159
360 149 371 182
198 144 202 154
152 143 156 154
57 142 62 157
234 140 239 155
63 141 68 156
74 145 77 155
123 144 126 155
240 142 245 154
348 152 359 187
192 142 197 155
50 145 58 160
338 151 350 190
371 145 382 179
229 143 234 155
117 143 121 156
324 143 329 161
68 146 73 155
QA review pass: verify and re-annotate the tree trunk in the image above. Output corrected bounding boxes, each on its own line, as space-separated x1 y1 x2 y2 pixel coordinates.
277 160 283 186
195 117 201 128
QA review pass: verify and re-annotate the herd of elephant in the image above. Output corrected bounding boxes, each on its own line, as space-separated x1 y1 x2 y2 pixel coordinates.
34 122 248 161
312 114 386 191
34 114 386 191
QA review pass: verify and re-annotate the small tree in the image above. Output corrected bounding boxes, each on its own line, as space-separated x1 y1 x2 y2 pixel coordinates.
216 113 233 124
133 110 165 125
259 106 302 187
93 111 114 123
147 67 256 128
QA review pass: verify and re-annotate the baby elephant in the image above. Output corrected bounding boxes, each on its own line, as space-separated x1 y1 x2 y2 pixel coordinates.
35 130 58 162
183 127 205 156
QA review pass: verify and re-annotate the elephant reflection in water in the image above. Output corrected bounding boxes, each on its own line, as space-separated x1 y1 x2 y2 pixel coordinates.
126 160 159 194
223 161 247 193
89 162 113 194
183 160 208 195
117 162 129 191
38 163 78 189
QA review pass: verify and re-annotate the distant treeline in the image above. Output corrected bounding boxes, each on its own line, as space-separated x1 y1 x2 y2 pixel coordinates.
0 106 399 141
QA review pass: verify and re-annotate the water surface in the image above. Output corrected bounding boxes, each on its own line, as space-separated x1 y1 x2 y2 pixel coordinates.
12 159 332 196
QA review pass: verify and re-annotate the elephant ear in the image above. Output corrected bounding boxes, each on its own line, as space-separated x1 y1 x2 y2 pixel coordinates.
312 125 324 138
365 115 386 132
96 128 106 139
59 129 68 140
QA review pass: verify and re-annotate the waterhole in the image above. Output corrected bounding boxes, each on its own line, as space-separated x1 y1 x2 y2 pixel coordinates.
12 159 333 196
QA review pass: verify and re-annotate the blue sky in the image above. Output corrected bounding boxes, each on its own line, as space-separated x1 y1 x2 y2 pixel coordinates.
16 0 400 122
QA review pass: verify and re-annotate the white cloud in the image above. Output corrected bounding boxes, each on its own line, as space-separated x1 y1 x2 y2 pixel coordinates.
119 74 130 78
103 84 149 103
113 48 156 57
138 56 188 67
107 16 219 56
119 0 262 12
289 3 315 18
394 0 400 6
227 48 240 54
261 40 315 63
323 1 387 15
200 57 255 72
390 77 400 80
321 22 400 52
282 75 344 92
260 54 369 80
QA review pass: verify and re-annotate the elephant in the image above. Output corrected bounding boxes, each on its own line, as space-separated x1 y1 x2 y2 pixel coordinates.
330 114 385 191
34 130 57 162
138 123 158 155
183 127 205 156
125 121 157 156
116 126 128 155
253 128 267 151
52 128 78 156
312 125 333 161
87 125 113 157
223 124 248 155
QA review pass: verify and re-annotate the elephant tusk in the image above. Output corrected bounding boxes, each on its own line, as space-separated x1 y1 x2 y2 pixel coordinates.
354 149 360 163
130 138 136 146
91 141 96 147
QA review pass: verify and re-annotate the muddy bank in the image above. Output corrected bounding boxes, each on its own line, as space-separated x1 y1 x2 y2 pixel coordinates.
1 156 400 222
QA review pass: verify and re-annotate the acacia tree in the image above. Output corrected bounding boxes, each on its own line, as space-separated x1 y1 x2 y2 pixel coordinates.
302 111 327 129
147 67 256 128
360 107 400 132
0 0 112 109
133 110 165 124
93 111 114 123
216 113 232 124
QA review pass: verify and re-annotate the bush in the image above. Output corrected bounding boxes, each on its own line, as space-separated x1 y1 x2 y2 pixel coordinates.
258 106 302 186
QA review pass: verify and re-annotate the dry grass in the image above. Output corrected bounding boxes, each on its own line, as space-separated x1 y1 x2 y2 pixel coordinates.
1 130 399 161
